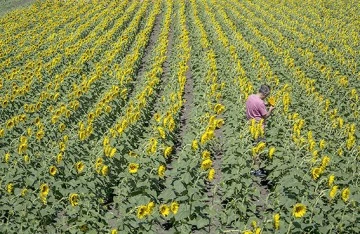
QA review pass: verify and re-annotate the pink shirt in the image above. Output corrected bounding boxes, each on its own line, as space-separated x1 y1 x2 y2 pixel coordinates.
246 94 267 121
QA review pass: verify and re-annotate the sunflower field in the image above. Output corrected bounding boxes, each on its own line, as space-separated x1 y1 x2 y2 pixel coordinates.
0 0 359 233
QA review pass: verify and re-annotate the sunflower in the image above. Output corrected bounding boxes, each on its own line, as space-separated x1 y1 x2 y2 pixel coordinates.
0 128 4 137
4 152 10 163
137 205 148 219
208 168 215 181
292 203 306 218
202 150 211 160
170 202 179 214
201 159 212 170
256 142 266 152
109 147 117 158
40 183 49 196
154 113 161 122
311 167 321 180
24 155 30 164
214 103 225 114
6 119 15 129
191 139 199 151
57 152 63 164
267 96 276 106
27 127 32 136
101 165 109 176
268 147 276 159
320 156 330 170
146 201 155 214
158 165 166 178
216 119 224 128
49 165 57 176
59 123 66 132
76 161 85 173
341 187 350 202
21 188 28 197
36 129 45 140
18 142 28 155
328 175 335 187
68 193 79 207
159 204 170 217
157 126 165 139
319 139 326 149
273 213 280 230
7 183 14 194
110 229 118 234
329 186 338 200
164 146 172 158
129 163 139 174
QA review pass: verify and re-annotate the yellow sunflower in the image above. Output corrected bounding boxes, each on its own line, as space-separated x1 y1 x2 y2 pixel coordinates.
267 96 276 106
202 150 211 160
328 175 335 187
101 165 109 176
49 165 57 176
201 159 212 170
191 139 199 151
7 183 14 194
129 163 139 174
341 187 350 202
69 193 79 206
159 204 170 217
170 202 179 214
292 203 306 218
330 186 338 200
208 168 215 181
146 201 155 214
268 147 276 159
158 165 166 178
273 213 280 230
76 161 85 173
311 167 321 180
137 205 148 219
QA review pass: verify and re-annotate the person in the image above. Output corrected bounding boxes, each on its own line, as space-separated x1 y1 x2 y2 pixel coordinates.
246 84 275 177
246 84 275 135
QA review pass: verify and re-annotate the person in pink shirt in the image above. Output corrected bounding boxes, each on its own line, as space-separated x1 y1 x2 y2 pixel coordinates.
246 84 275 133
246 84 275 177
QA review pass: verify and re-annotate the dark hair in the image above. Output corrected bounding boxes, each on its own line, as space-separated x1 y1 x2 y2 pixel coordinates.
259 84 271 96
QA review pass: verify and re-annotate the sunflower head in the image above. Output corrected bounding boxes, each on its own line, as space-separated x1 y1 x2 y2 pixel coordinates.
76 161 85 173
201 159 212 170
101 165 109 176
311 167 321 180
158 165 166 178
202 150 211 160
341 187 350 202
164 146 172 158
267 96 276 106
69 193 79 206
292 203 306 218
273 213 280 230
49 165 57 176
146 201 155 214
208 168 215 181
191 140 199 151
137 205 148 219
159 204 170 217
129 163 139 174
170 202 179 214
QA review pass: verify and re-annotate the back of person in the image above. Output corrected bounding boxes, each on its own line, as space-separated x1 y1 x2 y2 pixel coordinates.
246 94 267 121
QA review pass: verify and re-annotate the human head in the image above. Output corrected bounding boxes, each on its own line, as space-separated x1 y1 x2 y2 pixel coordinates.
258 84 271 99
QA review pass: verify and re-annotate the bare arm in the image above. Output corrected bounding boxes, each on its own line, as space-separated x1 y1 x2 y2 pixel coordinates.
264 106 275 119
